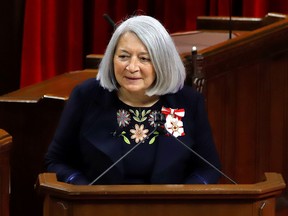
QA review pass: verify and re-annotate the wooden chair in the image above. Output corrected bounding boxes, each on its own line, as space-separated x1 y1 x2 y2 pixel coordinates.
0 129 12 216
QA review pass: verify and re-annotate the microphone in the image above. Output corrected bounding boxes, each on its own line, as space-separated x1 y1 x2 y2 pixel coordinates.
156 113 237 184
89 113 163 185
103 13 116 29
111 127 122 137
229 0 233 39
191 46 205 93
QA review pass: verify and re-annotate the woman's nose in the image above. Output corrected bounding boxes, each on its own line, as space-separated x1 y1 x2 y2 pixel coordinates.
126 58 140 72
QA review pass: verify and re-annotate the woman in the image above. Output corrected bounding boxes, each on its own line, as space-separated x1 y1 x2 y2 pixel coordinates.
45 15 221 185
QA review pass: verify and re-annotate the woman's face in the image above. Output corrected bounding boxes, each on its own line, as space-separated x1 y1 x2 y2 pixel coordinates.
113 32 156 96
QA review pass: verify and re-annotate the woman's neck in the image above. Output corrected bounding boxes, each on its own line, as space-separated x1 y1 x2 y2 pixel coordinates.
117 89 159 107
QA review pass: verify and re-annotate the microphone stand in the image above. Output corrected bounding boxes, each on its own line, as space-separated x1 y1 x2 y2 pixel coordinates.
89 113 237 185
169 134 237 184
89 125 159 185
156 114 237 185
229 0 233 39
103 13 116 29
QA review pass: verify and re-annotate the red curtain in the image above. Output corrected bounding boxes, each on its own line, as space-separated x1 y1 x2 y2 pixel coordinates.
20 0 83 87
89 0 211 55
20 0 288 88
242 0 288 17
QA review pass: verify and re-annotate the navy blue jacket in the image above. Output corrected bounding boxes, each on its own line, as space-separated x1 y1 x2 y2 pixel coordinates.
45 78 221 185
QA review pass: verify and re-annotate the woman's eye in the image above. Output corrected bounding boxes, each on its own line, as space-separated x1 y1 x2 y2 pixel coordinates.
140 57 150 62
118 55 129 60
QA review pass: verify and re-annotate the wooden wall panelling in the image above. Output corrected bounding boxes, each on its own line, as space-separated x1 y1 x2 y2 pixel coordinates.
192 18 288 184
191 17 288 215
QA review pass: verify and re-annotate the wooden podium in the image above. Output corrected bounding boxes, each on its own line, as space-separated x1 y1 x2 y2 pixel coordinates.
37 172 285 216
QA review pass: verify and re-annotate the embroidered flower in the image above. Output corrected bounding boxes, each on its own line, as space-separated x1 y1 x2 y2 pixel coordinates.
164 115 185 137
148 111 160 127
130 124 149 143
117 109 131 127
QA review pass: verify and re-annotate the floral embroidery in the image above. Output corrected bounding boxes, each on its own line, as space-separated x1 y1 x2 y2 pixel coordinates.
116 108 160 144
117 109 131 127
149 131 159 144
119 131 130 144
148 110 160 127
129 109 151 122
161 106 185 137
130 124 149 143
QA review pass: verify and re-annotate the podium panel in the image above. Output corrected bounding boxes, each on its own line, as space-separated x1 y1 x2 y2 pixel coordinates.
45 198 275 216
37 173 285 216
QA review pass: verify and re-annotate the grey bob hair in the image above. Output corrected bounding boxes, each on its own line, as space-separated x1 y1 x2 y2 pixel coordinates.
97 15 186 96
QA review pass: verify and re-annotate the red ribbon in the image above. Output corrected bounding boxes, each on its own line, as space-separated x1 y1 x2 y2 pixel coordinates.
161 107 185 119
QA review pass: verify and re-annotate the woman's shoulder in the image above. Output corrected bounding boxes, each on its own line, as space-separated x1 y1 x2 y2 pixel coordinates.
163 85 204 109
73 78 107 93
172 86 207 118
177 85 203 99
75 78 100 90
71 78 112 101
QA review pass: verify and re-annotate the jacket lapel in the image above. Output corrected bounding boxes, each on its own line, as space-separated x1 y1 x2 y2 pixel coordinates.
82 89 125 180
